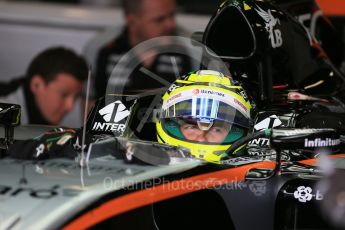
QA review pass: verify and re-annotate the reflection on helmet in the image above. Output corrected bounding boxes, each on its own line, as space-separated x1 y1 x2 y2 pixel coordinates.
156 70 252 163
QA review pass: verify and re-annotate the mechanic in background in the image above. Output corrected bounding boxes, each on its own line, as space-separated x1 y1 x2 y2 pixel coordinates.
0 47 88 125
94 0 192 98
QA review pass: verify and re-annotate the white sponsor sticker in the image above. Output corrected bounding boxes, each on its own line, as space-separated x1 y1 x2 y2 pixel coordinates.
254 115 282 131
255 5 283 48
293 186 324 203
93 101 130 132
99 101 130 123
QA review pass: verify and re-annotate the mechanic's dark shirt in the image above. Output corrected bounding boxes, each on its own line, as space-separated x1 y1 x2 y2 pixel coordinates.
0 78 24 96
94 28 192 98
0 77 50 125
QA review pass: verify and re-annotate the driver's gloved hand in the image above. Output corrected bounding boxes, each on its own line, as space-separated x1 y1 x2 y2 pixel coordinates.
8 128 91 160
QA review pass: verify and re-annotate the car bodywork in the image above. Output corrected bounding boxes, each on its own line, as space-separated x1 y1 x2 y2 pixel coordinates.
0 135 344 230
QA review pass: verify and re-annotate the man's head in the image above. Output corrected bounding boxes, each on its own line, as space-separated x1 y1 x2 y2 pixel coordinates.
28 47 88 125
156 70 253 163
122 0 177 46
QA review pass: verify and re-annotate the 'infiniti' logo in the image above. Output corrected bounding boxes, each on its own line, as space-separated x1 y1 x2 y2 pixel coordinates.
304 138 340 148
99 101 130 123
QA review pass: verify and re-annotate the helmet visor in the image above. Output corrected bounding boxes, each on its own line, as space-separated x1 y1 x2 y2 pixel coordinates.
161 117 247 145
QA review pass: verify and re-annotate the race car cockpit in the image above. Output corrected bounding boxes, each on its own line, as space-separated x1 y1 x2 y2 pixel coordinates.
200 0 345 106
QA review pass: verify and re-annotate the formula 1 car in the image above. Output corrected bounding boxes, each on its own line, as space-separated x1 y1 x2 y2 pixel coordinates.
2 95 345 230
1 97 345 230
1 0 345 230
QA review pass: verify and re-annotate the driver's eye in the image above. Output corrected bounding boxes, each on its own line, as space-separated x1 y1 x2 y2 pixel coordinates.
210 126 228 133
182 124 198 130
211 127 221 132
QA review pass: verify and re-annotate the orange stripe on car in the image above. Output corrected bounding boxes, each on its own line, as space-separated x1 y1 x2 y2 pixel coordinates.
63 161 275 230
298 153 345 165
316 0 345 16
